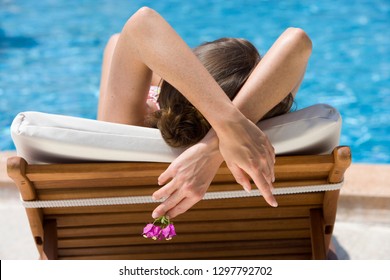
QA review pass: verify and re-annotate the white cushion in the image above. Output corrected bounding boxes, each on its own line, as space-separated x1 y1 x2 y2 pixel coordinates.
10 104 341 164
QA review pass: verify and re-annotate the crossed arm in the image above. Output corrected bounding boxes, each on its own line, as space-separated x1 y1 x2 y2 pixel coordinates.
98 7 312 219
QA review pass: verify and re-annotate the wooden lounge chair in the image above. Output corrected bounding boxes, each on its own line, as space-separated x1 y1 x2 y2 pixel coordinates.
6 104 351 259
7 146 351 260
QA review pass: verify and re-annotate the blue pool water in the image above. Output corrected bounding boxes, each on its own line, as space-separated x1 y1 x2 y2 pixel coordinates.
1 0 389 163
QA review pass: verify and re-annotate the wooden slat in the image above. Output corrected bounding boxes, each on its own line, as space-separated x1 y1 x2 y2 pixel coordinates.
58 245 312 260
206 253 312 260
272 179 329 187
60 254 312 260
51 206 316 227
61 254 311 260
57 217 310 238
33 178 160 190
34 176 328 191
26 162 169 182
26 154 333 182
57 229 311 248
26 163 235 184
36 186 158 200
35 183 248 199
33 178 331 194
58 238 311 257
275 154 333 166
32 174 330 190
274 171 331 181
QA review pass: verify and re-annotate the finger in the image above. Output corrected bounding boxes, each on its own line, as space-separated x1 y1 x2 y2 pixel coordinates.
152 178 178 200
152 203 170 219
158 164 175 185
228 163 252 193
152 190 184 219
248 168 277 207
166 196 199 219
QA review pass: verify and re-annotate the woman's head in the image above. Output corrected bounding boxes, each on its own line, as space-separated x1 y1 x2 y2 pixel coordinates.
147 38 293 148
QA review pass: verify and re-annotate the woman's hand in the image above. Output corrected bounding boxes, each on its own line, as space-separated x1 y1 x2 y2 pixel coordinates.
217 116 278 207
152 132 223 219
152 118 277 220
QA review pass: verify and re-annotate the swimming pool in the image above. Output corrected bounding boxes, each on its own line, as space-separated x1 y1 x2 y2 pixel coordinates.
1 0 389 163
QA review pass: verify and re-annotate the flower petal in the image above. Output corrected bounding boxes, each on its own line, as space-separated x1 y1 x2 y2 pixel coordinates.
151 226 162 240
161 226 170 238
169 224 176 237
142 223 154 234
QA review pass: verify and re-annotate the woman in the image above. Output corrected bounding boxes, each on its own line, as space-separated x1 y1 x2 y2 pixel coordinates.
98 7 312 219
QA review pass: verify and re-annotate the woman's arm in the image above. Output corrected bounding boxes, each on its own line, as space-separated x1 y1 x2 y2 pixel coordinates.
99 7 240 127
153 27 312 219
233 27 312 122
98 33 161 120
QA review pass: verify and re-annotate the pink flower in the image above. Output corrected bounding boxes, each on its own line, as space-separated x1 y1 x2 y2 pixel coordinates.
142 223 155 238
151 225 162 240
141 215 176 241
161 224 176 240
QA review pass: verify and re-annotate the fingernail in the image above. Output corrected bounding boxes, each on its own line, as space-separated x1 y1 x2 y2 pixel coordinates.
244 184 251 193
272 176 275 183
152 211 158 219
271 201 278 207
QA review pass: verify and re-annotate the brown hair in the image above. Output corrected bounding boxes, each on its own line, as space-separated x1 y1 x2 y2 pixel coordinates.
147 38 294 148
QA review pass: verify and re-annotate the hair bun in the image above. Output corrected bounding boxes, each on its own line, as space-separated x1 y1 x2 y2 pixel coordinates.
157 105 210 148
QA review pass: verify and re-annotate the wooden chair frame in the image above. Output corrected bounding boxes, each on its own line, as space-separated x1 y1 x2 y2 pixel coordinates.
7 146 351 260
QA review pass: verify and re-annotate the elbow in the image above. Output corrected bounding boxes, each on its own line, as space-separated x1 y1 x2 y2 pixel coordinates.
286 27 313 56
132 6 159 19
123 7 160 37
125 7 158 29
